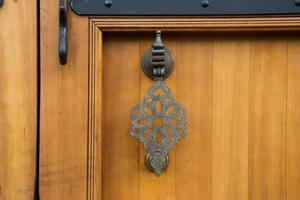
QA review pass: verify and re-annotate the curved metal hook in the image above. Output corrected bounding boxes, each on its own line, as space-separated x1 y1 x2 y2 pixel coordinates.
59 0 68 65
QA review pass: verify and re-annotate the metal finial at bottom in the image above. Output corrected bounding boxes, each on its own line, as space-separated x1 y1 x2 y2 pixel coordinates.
145 151 169 177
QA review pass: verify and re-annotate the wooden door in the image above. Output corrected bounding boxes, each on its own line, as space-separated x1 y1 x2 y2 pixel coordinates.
40 2 300 199
0 1 37 200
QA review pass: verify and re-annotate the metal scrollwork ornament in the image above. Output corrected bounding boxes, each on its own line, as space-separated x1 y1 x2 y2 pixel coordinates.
129 31 187 176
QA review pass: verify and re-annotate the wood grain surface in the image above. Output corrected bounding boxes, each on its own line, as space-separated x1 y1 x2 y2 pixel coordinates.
40 16 300 200
40 0 89 199
0 1 37 199
99 31 300 200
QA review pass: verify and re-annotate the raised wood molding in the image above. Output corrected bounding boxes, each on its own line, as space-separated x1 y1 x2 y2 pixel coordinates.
87 16 300 200
91 16 300 31
88 20 103 200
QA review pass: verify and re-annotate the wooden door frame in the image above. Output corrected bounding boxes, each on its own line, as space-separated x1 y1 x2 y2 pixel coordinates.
87 16 300 200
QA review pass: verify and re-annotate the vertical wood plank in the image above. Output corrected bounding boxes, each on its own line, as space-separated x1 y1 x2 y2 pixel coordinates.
212 34 250 200
0 1 37 200
102 33 140 200
138 33 176 200
175 33 213 200
287 35 300 200
249 35 287 200
40 1 89 199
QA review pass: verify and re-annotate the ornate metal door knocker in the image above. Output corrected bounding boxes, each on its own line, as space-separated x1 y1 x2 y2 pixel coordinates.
129 31 187 176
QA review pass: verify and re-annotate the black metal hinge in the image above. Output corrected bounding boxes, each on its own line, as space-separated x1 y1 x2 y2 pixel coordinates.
58 0 300 65
70 0 300 16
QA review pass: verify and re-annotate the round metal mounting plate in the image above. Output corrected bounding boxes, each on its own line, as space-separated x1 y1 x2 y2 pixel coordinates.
145 152 169 177
141 48 175 80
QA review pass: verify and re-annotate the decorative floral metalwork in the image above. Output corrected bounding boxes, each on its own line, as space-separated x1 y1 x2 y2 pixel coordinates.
130 80 187 176
129 30 187 176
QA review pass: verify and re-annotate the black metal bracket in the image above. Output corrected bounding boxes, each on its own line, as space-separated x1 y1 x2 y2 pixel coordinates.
70 0 300 16
0 0 3 8
59 0 68 65
62 0 300 65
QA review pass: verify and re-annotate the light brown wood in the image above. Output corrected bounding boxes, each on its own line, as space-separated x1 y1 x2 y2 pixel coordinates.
41 15 300 200
0 1 37 200
249 36 288 200
287 35 300 200
212 34 250 200
93 30 300 200
175 33 213 200
102 32 140 200
91 16 300 31
40 0 89 199
89 23 103 200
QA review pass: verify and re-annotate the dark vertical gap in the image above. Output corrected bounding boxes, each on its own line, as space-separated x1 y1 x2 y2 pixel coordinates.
34 0 41 199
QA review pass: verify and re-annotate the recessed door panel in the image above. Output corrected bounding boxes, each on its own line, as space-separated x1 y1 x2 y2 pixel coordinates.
99 32 299 200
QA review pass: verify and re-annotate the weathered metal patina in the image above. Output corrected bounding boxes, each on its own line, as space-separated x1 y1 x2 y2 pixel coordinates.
130 31 187 176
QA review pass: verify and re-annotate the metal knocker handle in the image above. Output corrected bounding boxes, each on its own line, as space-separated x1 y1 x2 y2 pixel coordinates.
59 0 68 65
130 31 187 176
141 31 174 80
